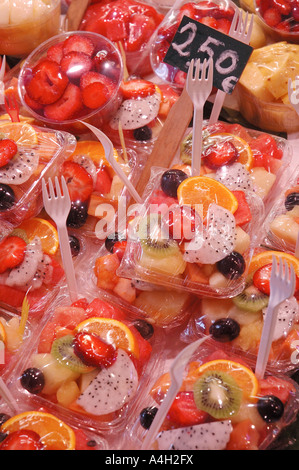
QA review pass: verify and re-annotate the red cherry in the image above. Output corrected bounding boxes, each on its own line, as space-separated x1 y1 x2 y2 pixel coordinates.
0 430 44 450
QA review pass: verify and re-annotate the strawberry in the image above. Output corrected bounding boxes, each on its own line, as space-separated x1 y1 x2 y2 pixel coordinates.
0 236 27 274
124 14 157 53
167 392 209 427
120 79 156 99
112 240 127 260
47 42 64 64
25 59 69 105
94 166 112 194
0 430 44 450
61 160 94 202
198 16 219 29
263 7 281 26
60 52 93 83
73 331 117 368
253 263 299 295
62 34 95 57
81 81 110 109
0 139 18 167
44 83 82 122
24 93 43 112
203 141 238 169
80 71 116 96
232 190 252 226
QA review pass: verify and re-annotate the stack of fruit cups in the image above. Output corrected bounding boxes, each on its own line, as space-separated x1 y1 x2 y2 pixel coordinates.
9 289 164 434
0 404 108 450
18 32 124 135
128 342 299 450
181 247 299 374
0 120 76 234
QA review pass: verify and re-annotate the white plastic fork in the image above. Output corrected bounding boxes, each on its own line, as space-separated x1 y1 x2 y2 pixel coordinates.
186 58 213 176
140 336 209 450
42 176 78 303
255 256 296 379
209 9 254 125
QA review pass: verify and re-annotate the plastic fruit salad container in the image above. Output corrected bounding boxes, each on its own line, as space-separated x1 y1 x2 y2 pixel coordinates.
18 32 123 132
149 0 237 88
13 293 160 432
182 248 299 374
254 0 299 43
133 344 299 450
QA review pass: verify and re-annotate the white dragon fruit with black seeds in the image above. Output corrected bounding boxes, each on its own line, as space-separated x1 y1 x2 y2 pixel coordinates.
156 420 233 450
184 204 237 264
109 92 161 131
5 237 43 287
77 349 138 416
0 148 39 185
26 254 54 290
262 296 299 341
73 155 97 185
212 163 254 192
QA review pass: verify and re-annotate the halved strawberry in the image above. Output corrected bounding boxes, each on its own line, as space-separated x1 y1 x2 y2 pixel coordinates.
94 166 112 194
47 42 64 64
44 83 82 122
62 34 95 57
167 391 209 427
60 52 93 83
81 81 110 109
73 331 117 368
80 71 116 96
25 59 69 105
61 160 94 202
120 79 156 99
24 93 43 112
0 139 18 167
253 263 299 295
124 14 157 53
0 430 44 450
203 141 239 169
0 236 27 274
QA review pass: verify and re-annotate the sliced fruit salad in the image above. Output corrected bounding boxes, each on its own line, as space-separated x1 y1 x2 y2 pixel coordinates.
103 78 180 152
19 32 123 125
150 0 236 87
187 250 299 373
138 348 299 450
264 176 299 254
88 234 196 328
60 139 136 237
0 218 64 313
0 120 76 228
118 162 264 297
80 0 164 76
178 121 289 205
0 409 106 450
17 297 154 429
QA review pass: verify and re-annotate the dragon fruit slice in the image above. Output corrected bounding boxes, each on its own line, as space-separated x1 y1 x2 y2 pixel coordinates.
77 349 138 416
156 420 233 450
0 148 39 185
109 92 161 131
184 204 237 264
5 237 43 287
213 163 254 193
262 296 299 341
73 155 97 185
26 254 54 290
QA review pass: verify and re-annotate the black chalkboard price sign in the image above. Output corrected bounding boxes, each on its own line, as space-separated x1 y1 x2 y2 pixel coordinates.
163 15 253 94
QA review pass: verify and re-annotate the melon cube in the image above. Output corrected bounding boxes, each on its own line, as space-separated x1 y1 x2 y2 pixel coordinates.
57 380 81 407
250 167 276 199
270 214 299 246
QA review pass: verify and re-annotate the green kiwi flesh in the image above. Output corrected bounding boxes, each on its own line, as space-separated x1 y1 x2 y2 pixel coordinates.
51 335 93 374
232 279 269 313
193 370 242 419
138 214 180 259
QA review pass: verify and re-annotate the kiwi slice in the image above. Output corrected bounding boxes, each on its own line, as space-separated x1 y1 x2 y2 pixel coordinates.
138 214 180 259
232 277 269 313
193 370 242 419
51 335 93 374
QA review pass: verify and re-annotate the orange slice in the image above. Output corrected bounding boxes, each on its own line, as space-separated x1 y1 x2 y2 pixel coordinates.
177 176 239 219
75 317 139 358
0 411 76 450
196 359 259 399
18 217 59 255
0 122 38 146
207 132 253 170
248 250 299 277
70 140 119 166
0 321 7 345
0 114 35 124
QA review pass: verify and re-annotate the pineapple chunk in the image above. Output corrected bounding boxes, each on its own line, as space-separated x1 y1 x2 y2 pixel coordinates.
138 250 186 277
57 380 81 407
250 167 276 199
235 227 251 254
263 54 291 100
1 317 21 352
31 353 80 395
209 272 230 289
270 214 299 246
239 63 274 102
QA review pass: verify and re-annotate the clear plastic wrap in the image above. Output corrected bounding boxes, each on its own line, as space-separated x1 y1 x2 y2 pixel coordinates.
79 0 165 77
254 0 299 43
236 41 299 133
8 288 164 433
128 342 299 450
0 403 108 450
262 168 299 255
18 31 124 133
181 247 299 374
0 120 76 231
